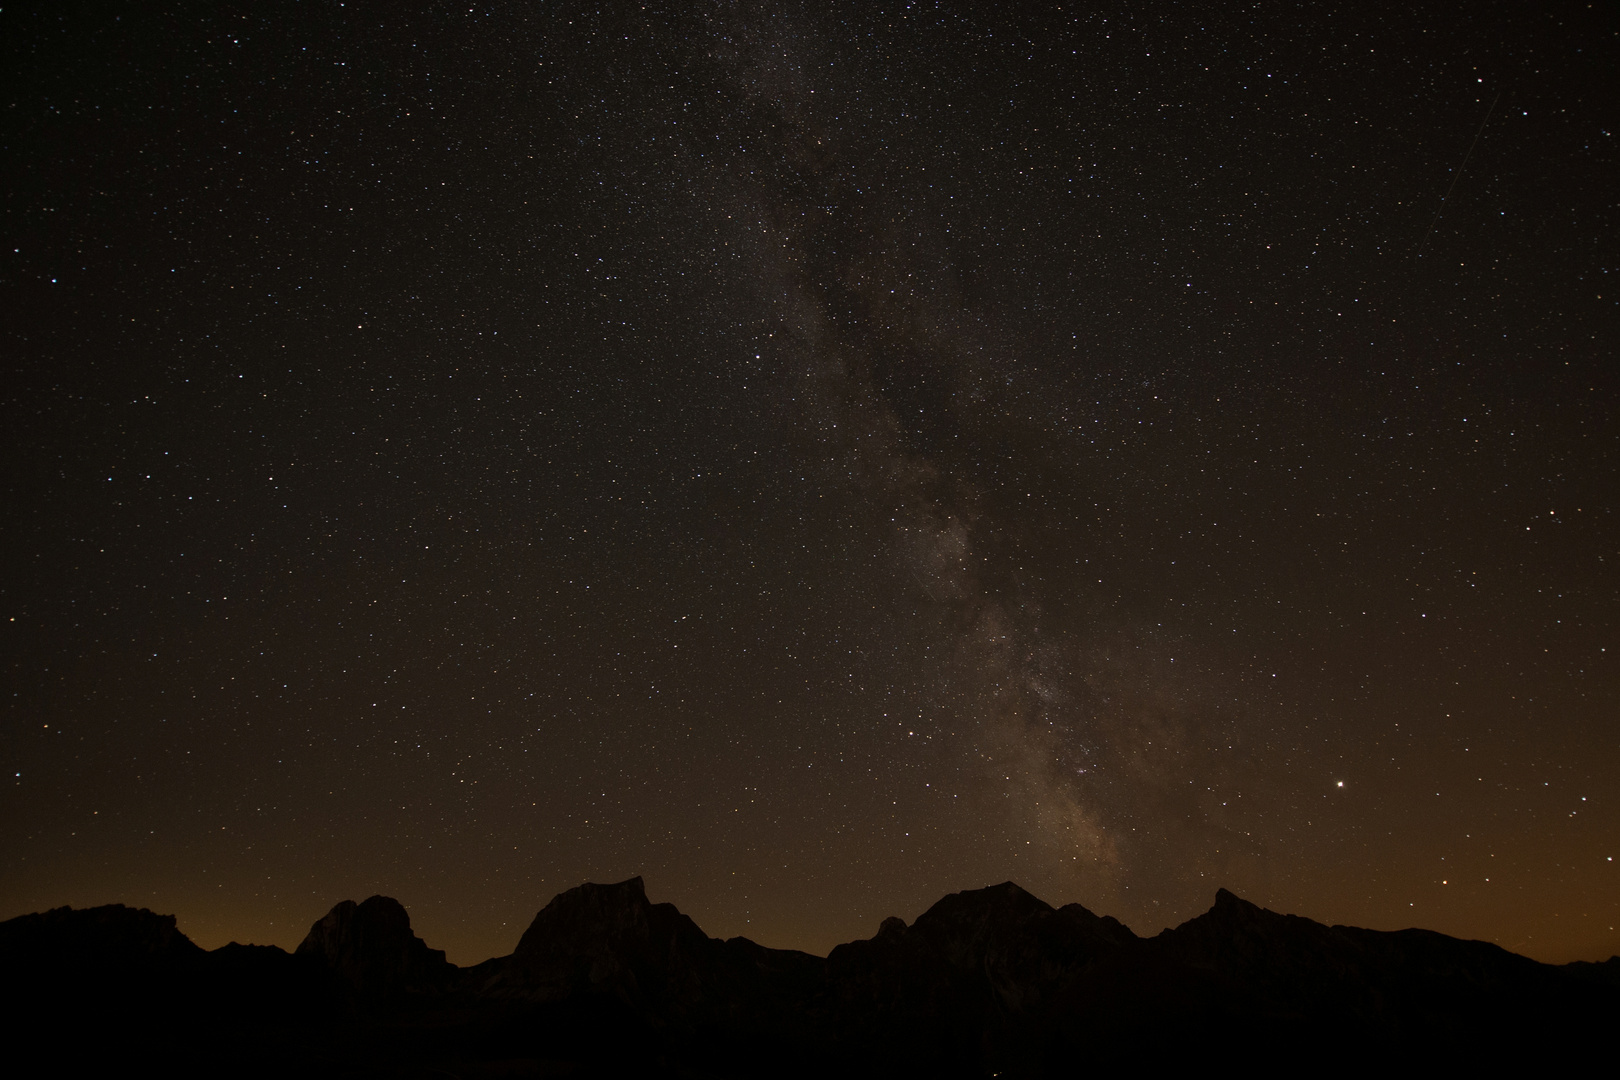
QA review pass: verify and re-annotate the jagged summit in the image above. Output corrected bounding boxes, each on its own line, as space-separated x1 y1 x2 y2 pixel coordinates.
511 875 708 972
297 894 453 996
4 880 1614 1074
493 874 822 1018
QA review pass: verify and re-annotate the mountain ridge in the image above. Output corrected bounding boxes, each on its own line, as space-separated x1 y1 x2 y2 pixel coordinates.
2 878 1613 1075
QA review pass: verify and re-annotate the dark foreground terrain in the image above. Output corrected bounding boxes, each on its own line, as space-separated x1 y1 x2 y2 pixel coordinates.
3 878 1615 1076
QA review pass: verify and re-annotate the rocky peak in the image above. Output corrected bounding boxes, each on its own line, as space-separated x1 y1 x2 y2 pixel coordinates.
504 876 717 1005
914 882 1052 934
1160 889 1311 952
296 895 452 997
515 877 655 956
904 882 1061 972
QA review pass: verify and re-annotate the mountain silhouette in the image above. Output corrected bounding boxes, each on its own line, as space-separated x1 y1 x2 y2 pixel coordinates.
298 894 456 1001
2 880 1612 1076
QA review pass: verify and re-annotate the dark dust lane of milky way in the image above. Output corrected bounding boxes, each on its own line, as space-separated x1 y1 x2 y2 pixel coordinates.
1 2 1616 966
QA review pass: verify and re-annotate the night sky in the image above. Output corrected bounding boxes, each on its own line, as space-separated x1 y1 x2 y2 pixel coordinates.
4 2 1616 966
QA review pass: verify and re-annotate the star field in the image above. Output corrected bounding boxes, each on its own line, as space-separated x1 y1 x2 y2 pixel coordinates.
2 1 1616 964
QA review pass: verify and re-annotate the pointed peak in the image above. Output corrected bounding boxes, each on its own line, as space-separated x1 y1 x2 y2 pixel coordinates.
1190 888 1266 926
1208 888 1271 917
1158 888 1283 939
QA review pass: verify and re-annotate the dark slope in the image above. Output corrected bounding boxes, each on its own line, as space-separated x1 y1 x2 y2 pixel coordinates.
0 902 202 975
0 904 339 1075
1024 888 1616 1069
2 882 1614 1076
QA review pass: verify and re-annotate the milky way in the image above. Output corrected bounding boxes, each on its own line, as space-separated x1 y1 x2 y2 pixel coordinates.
3 2 1615 964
